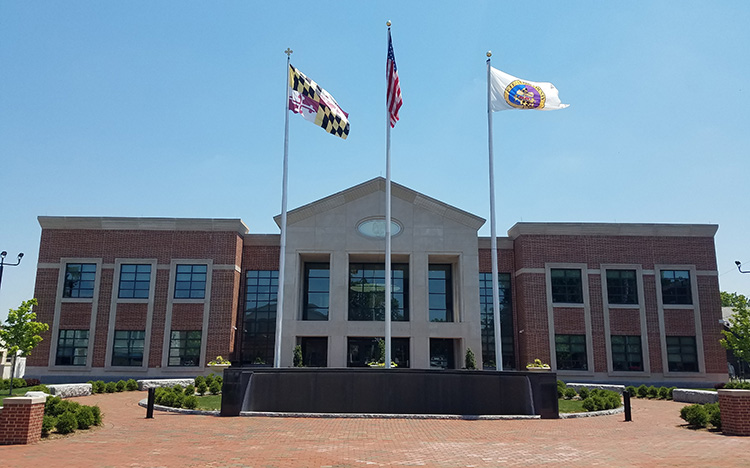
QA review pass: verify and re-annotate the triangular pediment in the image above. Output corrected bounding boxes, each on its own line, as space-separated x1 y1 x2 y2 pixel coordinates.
273 177 485 230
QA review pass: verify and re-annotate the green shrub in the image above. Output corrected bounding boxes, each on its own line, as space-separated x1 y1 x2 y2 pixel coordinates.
563 387 577 399
42 415 57 437
625 385 637 397
196 381 208 396
154 388 164 405
115 380 126 392
667 387 676 400
45 396 63 416
48 399 81 417
647 386 658 398
636 384 648 398
578 387 590 399
173 384 183 394
126 379 138 391
56 411 78 435
105 381 117 393
75 406 96 430
215 375 223 387
680 404 708 428
194 375 205 386
183 395 199 409
184 384 195 396
94 381 106 393
582 395 604 411
294 344 304 367
26 384 49 393
172 392 185 408
725 381 750 390
91 405 103 426
557 380 566 398
209 380 221 395
706 403 721 429
160 391 175 407
205 374 215 387
658 387 669 400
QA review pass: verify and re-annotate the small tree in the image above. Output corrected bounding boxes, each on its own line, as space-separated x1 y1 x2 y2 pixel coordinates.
0 299 49 395
721 294 750 374
464 348 477 370
293 344 304 367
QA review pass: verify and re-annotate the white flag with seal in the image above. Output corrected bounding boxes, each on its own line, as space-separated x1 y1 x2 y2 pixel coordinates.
490 67 568 112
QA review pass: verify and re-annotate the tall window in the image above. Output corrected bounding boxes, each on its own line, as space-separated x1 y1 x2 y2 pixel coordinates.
661 270 692 305
429 264 453 322
303 263 330 320
299 337 328 367
174 264 207 299
55 330 89 366
242 270 278 365
63 263 96 298
429 338 455 369
550 269 583 304
479 272 515 369
168 330 201 366
349 263 409 321
666 336 698 372
606 270 638 305
611 335 643 371
112 330 145 366
555 334 587 370
118 264 152 299
346 337 410 368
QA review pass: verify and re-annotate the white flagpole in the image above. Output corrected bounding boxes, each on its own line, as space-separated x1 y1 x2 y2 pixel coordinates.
486 52 504 371
274 49 293 368
384 24 393 369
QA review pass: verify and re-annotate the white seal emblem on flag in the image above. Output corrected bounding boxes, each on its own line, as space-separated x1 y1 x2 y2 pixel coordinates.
503 80 546 110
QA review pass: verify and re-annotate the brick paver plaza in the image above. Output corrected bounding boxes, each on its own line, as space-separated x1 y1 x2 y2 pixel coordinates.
3 392 749 467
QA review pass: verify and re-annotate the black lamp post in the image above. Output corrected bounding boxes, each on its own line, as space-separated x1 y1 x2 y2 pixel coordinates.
736 261 749 274
0 251 24 293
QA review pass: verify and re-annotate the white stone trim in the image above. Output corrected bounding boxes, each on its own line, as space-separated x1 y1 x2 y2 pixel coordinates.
48 258 102 370
545 263 594 375
599 264 650 376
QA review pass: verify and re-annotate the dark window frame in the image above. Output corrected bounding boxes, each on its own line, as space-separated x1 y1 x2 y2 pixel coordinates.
168 330 202 367
610 335 643 371
118 264 152 299
429 338 456 369
479 272 515 370
429 264 453 322
111 330 145 367
661 270 693 305
348 263 409 321
299 337 328 367
550 269 583 304
55 329 89 366
606 269 638 305
346 337 410 368
174 264 208 299
555 334 588 371
303 263 330 321
242 270 278 366
666 336 699 372
63 263 97 298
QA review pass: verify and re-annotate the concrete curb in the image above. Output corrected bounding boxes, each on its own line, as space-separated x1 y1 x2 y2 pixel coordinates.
559 406 624 419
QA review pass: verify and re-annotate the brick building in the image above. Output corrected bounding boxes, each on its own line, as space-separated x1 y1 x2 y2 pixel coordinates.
26 178 726 385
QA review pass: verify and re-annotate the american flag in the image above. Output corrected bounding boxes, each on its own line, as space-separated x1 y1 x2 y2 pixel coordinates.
386 29 402 128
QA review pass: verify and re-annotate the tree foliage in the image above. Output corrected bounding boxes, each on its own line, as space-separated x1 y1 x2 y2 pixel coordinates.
0 298 49 356
721 291 748 309
721 292 750 365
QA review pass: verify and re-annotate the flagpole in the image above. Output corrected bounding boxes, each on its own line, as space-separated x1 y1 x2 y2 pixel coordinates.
275 48 293 368
486 52 504 371
384 22 393 369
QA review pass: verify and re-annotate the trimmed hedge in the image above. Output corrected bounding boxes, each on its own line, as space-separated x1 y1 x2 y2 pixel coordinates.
43 396 103 437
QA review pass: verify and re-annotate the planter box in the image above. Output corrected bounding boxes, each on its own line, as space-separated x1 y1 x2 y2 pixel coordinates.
718 389 750 436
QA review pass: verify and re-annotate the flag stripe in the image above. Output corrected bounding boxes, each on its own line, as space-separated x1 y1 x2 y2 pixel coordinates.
386 29 402 128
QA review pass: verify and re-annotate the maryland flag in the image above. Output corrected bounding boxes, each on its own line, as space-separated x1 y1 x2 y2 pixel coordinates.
288 65 350 139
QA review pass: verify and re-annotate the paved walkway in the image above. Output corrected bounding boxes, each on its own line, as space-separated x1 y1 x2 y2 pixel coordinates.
3 392 749 467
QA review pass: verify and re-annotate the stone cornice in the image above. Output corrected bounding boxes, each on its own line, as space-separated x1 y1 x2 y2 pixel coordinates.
38 216 249 235
507 222 718 239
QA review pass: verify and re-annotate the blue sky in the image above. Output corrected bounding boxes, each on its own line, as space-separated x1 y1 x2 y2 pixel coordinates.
1 2 749 320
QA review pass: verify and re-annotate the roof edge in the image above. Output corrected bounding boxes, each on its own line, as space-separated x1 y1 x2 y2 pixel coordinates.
38 216 249 235
507 222 718 239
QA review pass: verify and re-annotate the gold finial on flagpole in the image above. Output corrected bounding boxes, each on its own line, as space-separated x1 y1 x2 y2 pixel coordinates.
386 20 391 27
284 48 293 56
487 51 492 58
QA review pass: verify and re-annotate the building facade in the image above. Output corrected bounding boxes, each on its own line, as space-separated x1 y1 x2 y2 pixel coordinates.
26 178 726 385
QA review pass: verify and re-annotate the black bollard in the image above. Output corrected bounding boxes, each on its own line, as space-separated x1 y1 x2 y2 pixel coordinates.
624 389 632 422
146 387 155 419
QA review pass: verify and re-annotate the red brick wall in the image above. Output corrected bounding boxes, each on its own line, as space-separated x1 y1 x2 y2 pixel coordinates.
553 308 585 333
698 275 726 374
242 245 280 270
59 302 92 329
0 400 45 445
514 274 550 366
718 390 750 436
170 303 204 330
114 303 149 330
608 309 641 334
663 310 696 336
